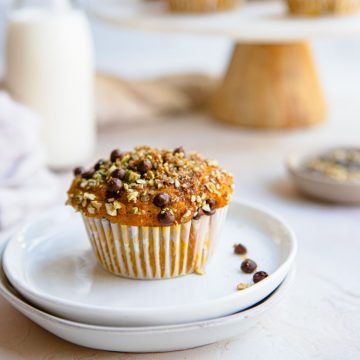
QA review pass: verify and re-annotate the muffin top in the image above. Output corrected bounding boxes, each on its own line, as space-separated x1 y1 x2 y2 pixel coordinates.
67 146 233 227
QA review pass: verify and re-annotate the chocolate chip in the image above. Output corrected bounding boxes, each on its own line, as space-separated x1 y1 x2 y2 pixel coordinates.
94 159 104 170
253 271 268 283
105 189 117 199
193 208 204 220
110 149 123 162
111 168 126 180
241 259 257 274
158 210 175 225
207 199 217 209
174 146 185 155
108 178 123 193
233 243 247 255
138 159 152 173
82 169 95 179
153 192 170 208
73 166 85 176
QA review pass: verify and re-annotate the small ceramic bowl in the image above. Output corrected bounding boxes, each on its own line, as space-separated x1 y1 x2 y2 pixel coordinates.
287 149 360 204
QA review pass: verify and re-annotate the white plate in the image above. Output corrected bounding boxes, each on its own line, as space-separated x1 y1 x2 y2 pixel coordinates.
3 200 297 326
89 0 360 42
287 150 360 204
0 250 295 352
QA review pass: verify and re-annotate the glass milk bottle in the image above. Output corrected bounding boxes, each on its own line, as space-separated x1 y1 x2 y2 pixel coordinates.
5 0 95 169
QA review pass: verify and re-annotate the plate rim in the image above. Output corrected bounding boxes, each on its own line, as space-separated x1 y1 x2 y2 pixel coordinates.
3 199 297 318
0 241 295 333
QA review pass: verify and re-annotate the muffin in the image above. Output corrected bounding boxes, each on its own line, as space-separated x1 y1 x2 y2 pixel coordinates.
167 0 241 13
286 0 360 15
67 146 233 279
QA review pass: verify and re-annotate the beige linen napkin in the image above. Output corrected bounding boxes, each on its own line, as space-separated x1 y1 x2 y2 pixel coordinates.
96 72 217 126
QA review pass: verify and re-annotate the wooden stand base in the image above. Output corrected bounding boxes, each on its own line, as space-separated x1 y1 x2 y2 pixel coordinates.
210 42 326 129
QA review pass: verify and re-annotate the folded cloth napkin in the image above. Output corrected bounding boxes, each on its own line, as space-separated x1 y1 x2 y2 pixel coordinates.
96 72 218 126
0 92 58 230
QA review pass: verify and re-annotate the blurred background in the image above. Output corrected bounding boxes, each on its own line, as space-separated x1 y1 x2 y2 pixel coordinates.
0 0 360 227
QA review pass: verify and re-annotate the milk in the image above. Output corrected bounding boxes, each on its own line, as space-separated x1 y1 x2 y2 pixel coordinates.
5 3 95 169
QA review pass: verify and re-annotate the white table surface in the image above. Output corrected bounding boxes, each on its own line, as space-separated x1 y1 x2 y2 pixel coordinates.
0 5 360 359
1 97 360 358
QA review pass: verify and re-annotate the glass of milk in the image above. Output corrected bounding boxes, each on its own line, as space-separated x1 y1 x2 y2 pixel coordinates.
5 0 95 169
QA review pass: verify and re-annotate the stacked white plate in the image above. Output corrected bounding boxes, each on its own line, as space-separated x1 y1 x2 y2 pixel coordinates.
0 200 297 352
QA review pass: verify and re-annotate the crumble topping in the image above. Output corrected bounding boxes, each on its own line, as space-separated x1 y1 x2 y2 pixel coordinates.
67 146 233 226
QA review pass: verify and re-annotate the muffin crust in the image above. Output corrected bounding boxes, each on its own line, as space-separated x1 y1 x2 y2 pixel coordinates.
67 146 233 226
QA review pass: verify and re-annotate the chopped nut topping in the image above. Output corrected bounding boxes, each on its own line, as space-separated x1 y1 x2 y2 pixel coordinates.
130 207 140 214
127 170 141 182
140 191 150 202
79 180 88 189
148 170 155 179
67 146 234 225
181 210 192 222
205 182 217 193
105 203 117 216
127 191 139 203
194 268 206 275
237 283 250 291
91 201 102 209
87 206 95 214
113 201 122 210
202 203 211 213
83 192 96 201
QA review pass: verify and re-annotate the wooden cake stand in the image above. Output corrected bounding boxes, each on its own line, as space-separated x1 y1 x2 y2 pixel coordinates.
89 0 360 128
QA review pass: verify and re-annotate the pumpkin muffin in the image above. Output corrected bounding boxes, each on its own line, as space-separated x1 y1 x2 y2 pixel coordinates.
167 0 241 13
67 146 233 279
286 0 360 15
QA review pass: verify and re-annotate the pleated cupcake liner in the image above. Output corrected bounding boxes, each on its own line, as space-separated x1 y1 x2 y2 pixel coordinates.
287 0 360 15
82 206 228 280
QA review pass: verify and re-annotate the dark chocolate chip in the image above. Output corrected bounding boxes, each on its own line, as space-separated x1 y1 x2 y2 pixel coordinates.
233 243 247 255
193 208 204 220
253 271 268 283
105 189 117 199
241 259 257 274
138 159 152 173
111 168 126 180
108 178 123 193
94 159 104 170
73 166 85 176
174 146 185 155
158 210 175 225
207 198 217 209
153 192 170 208
82 169 95 179
110 149 123 162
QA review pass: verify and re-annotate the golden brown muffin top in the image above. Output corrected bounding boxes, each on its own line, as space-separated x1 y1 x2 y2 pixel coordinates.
67 146 233 227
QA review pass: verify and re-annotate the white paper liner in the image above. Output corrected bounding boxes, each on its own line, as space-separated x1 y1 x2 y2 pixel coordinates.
82 206 228 279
